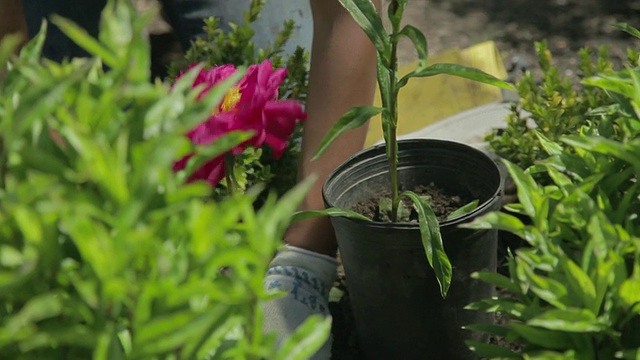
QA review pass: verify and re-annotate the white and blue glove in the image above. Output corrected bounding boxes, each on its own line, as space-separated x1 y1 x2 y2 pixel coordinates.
262 245 337 359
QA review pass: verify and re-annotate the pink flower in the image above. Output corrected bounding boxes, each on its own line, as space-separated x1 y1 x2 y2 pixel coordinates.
174 60 306 186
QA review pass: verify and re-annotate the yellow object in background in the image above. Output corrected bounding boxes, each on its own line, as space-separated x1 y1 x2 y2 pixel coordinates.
364 41 508 147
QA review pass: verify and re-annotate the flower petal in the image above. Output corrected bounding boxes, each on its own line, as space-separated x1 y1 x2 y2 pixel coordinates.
173 153 193 171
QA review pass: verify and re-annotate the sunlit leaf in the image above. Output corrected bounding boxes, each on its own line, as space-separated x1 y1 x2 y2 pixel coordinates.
398 63 515 90
339 0 390 65
463 210 527 236
619 278 640 310
312 106 383 160
536 131 563 156
528 308 605 332
563 135 640 169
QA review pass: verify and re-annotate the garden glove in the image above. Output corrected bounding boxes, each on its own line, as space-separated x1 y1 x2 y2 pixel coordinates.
262 244 336 359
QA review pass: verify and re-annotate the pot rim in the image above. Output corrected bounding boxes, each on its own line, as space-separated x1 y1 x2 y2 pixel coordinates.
322 138 504 229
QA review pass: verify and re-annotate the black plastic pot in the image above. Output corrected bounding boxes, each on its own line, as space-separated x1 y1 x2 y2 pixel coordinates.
323 139 504 360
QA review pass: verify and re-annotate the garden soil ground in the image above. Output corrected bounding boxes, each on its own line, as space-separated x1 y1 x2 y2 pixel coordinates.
141 0 640 358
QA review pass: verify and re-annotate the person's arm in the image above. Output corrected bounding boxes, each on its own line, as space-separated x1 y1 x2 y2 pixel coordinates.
0 0 28 46
284 0 380 256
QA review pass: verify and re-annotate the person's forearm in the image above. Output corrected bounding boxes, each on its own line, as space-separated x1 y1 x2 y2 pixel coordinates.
0 0 28 46
285 0 380 255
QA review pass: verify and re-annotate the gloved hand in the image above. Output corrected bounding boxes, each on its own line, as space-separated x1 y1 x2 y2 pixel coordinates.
262 245 337 359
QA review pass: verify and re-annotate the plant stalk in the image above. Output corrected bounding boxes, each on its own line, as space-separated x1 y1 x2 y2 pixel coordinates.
389 0 401 222
225 154 239 194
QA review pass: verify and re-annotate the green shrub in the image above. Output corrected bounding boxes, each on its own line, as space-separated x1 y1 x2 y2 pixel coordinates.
467 24 640 360
486 36 640 175
0 1 328 358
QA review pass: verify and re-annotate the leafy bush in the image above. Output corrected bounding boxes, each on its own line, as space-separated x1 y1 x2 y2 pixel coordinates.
0 2 328 358
486 33 640 174
168 0 309 200
466 24 640 360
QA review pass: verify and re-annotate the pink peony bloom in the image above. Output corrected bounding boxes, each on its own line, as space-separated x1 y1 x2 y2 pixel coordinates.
174 60 306 186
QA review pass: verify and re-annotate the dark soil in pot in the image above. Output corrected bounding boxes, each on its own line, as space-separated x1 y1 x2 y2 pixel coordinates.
353 183 472 222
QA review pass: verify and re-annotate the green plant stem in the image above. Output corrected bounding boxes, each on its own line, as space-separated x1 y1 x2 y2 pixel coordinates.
389 0 400 223
225 154 239 194
0 138 6 190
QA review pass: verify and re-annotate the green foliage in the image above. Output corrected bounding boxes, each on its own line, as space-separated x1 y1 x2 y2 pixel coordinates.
310 0 513 297
466 28 640 357
0 1 327 358
486 33 640 173
168 0 309 200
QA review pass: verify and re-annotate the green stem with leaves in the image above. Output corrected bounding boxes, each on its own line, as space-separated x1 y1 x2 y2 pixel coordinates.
388 0 400 222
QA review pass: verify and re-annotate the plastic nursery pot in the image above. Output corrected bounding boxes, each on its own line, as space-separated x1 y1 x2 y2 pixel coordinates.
323 139 504 360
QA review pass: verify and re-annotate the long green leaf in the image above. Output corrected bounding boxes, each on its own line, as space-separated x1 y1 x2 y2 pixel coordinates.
517 258 568 309
18 21 47 63
536 131 563 156
563 135 640 169
291 207 371 223
339 0 390 65
260 176 317 245
275 315 332 360
312 106 383 160
0 34 22 67
50 15 119 67
398 63 515 90
396 25 428 72
510 323 571 350
611 22 640 40
446 199 478 220
5 293 63 333
463 210 527 236
182 131 254 180
133 307 226 356
560 257 597 313
402 190 452 297
583 73 634 98
527 308 604 332
503 160 538 219
472 271 520 294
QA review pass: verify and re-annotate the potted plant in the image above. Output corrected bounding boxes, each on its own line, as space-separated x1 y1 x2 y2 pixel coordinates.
305 0 514 358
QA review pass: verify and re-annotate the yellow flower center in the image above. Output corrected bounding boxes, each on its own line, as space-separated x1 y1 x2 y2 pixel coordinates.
214 87 242 115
